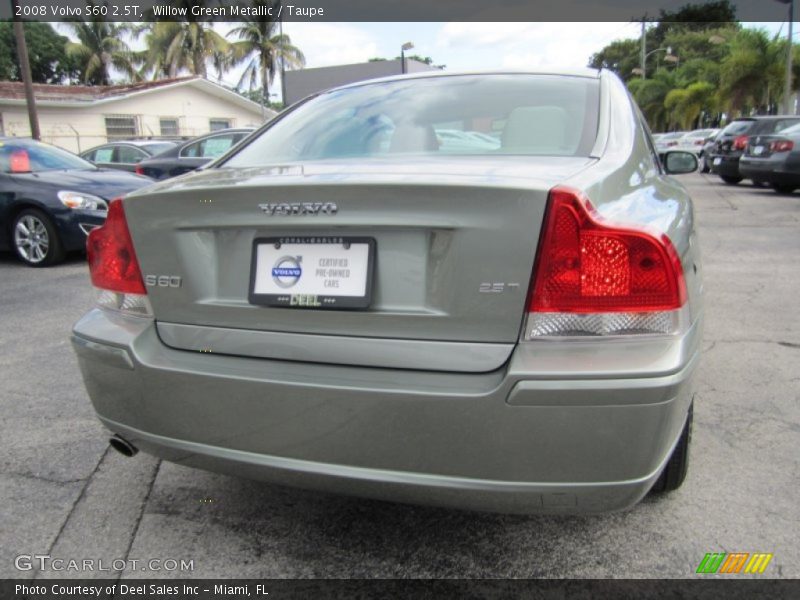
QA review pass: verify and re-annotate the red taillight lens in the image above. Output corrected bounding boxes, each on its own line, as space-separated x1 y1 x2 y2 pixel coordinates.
530 186 686 314
694 139 704 146
135 164 145 175
86 199 145 294
770 140 794 153
733 135 749 151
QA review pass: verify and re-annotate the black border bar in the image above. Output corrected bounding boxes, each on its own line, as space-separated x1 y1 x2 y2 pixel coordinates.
3 579 800 600
1 0 794 22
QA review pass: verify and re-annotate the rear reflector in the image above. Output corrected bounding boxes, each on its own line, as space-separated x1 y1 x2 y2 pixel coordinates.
87 199 146 295
135 165 145 176
525 186 687 338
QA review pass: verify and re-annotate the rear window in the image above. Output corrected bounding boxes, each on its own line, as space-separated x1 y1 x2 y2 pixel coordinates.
721 120 755 135
759 118 800 134
223 75 600 166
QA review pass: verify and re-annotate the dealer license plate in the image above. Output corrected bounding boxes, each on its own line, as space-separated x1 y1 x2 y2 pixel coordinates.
249 237 375 309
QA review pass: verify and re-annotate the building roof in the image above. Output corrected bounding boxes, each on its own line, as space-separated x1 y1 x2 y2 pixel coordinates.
0 76 273 116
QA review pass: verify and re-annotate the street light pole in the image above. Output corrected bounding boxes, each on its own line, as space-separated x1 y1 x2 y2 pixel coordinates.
640 20 647 80
401 41 414 75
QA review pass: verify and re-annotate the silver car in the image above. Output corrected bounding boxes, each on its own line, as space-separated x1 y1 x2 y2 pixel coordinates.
72 70 702 514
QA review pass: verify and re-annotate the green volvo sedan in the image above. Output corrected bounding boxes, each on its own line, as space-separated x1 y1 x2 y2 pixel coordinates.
71 69 702 513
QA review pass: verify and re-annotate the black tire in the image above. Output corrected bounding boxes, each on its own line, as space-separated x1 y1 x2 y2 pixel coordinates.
11 208 66 267
651 404 692 494
772 183 797 194
720 175 743 184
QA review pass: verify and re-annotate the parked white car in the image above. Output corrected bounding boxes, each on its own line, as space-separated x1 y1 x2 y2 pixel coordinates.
675 128 720 157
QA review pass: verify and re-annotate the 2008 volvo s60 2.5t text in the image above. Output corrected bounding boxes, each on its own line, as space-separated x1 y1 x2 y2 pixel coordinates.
72 70 702 514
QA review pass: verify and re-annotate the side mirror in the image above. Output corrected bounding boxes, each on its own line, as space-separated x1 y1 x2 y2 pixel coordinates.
663 150 697 175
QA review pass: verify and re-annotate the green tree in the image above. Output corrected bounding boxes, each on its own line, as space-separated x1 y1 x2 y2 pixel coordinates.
0 21 79 83
64 18 141 85
650 0 738 46
142 18 231 79
664 81 718 129
588 39 641 81
719 28 786 114
628 70 680 131
227 2 305 106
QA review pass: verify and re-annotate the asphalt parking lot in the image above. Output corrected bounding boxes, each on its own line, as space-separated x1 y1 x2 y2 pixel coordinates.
1 172 799 580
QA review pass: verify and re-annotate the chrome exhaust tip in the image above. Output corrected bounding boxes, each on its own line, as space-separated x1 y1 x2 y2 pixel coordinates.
109 434 138 458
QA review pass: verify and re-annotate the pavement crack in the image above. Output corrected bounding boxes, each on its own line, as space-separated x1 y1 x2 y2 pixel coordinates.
113 459 162 585
32 446 111 581
5 471 86 486
777 341 800 349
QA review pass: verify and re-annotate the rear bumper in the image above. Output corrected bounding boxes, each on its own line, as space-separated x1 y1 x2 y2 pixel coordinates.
709 154 741 178
71 309 701 514
739 158 800 186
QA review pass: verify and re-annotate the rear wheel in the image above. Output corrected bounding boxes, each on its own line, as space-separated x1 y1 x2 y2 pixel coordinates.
650 404 692 494
772 183 797 194
12 208 66 267
720 175 742 184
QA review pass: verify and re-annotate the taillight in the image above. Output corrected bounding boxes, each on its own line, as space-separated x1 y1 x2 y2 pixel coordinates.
87 199 151 316
135 164 145 176
733 135 749 151
667 141 678 147
524 186 687 338
694 139 704 146
770 139 794 153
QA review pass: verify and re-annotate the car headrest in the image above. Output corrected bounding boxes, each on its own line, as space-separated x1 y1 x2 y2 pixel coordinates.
389 124 439 153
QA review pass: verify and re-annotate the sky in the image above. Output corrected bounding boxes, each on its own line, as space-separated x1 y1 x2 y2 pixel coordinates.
217 21 796 101
56 21 796 102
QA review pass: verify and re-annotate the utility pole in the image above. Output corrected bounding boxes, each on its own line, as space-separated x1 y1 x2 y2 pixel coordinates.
640 20 647 80
785 0 795 114
279 10 286 110
12 0 40 140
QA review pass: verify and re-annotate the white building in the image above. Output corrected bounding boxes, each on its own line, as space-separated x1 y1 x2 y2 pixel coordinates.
0 76 274 154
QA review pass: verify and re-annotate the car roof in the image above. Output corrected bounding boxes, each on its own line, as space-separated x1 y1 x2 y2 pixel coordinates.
327 68 602 95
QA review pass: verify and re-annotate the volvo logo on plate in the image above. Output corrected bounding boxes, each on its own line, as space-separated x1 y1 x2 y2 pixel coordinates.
271 256 303 288
258 202 338 216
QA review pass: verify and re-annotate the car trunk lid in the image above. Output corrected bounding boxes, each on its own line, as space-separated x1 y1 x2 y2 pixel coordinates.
123 157 594 371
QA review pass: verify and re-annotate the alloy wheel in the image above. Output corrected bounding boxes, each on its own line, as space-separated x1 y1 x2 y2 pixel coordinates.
14 214 50 264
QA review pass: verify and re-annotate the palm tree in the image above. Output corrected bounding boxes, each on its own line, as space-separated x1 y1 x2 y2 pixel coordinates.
720 29 786 115
143 21 232 79
64 18 140 85
228 2 305 106
665 81 717 129
628 70 679 131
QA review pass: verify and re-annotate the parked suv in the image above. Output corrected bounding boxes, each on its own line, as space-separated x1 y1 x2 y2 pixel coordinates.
709 116 800 184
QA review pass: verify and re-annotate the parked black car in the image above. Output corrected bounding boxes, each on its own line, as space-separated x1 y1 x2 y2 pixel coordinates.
0 138 151 266
709 116 800 184
81 140 177 172
739 122 800 193
134 128 254 180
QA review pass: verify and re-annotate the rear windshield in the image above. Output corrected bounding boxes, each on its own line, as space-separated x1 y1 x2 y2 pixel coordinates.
721 120 755 135
758 118 800 134
223 74 600 166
